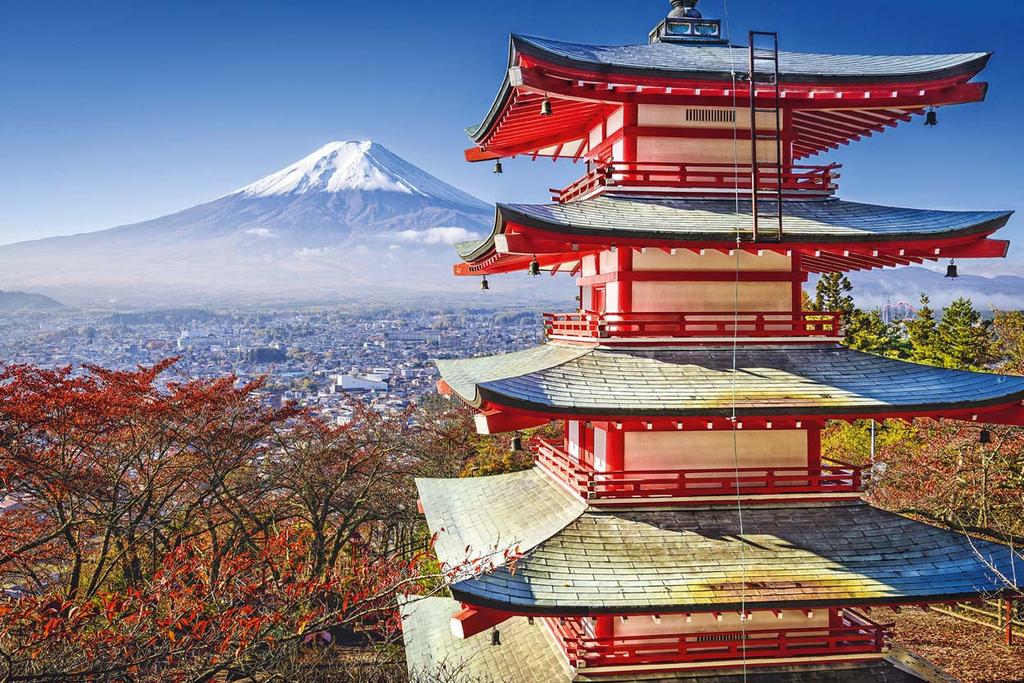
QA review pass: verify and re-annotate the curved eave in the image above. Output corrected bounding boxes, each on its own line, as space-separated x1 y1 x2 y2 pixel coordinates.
467 34 992 150
511 35 992 87
452 199 1013 274
445 500 1023 616
436 344 1024 424
495 202 1013 246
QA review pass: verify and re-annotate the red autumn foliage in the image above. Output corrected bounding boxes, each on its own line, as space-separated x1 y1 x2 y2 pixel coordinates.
0 361 437 681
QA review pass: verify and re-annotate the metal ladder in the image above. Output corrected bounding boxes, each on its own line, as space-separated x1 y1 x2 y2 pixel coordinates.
748 31 784 242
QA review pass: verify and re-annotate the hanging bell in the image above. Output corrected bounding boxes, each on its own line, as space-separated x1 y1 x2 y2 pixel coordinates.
491 629 501 646
924 108 938 127
493 159 503 175
980 429 992 445
480 276 489 291
510 434 523 452
529 258 541 277
945 260 959 279
540 97 553 117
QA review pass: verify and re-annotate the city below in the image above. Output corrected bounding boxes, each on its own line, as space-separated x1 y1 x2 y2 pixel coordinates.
0 304 546 423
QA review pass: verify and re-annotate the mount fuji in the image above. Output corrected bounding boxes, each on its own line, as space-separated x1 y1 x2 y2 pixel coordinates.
0 141 504 306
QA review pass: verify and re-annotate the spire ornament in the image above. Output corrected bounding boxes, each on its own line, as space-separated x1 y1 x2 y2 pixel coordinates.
669 0 701 19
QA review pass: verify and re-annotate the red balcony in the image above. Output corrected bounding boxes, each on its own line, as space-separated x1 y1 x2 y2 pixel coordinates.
553 161 841 204
533 438 866 503
544 311 843 342
548 610 889 670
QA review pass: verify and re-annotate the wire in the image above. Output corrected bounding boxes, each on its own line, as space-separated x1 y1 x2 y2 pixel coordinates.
722 0 749 679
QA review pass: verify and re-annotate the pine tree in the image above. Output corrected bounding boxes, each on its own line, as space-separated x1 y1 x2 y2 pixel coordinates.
846 309 907 357
933 297 995 370
812 272 855 323
906 293 941 365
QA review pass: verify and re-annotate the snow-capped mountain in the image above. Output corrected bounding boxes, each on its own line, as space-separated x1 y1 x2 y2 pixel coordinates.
0 141 510 305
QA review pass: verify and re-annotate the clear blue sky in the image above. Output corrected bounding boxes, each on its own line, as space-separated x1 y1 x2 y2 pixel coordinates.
1 0 1022 263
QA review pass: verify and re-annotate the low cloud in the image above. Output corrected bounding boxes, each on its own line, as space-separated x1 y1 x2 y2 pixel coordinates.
243 227 276 238
395 227 480 246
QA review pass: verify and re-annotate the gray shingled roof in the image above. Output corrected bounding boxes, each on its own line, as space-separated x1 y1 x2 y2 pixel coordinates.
417 468 586 571
514 35 990 84
415 472 1022 612
456 198 1013 261
402 596 932 682
468 35 991 141
401 596 569 683
436 343 1024 418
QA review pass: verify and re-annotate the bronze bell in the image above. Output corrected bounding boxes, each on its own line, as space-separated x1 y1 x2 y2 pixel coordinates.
925 108 938 127
510 434 523 452
480 276 489 291
529 258 541 276
540 97 553 116
491 629 501 646
945 261 959 279
980 429 992 445
493 159 503 174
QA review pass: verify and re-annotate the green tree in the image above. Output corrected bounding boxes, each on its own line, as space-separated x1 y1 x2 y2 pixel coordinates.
993 309 1024 375
933 297 995 370
846 309 907 357
906 293 941 365
812 272 855 323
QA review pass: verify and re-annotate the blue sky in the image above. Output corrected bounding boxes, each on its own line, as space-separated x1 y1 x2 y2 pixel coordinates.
1 0 1022 264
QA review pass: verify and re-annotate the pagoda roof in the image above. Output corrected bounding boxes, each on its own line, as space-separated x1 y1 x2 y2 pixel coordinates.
436 343 1024 421
401 596 932 682
417 469 1022 615
509 35 990 89
467 35 991 159
454 198 1012 274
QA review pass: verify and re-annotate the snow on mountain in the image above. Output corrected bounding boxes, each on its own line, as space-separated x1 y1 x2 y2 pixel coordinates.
0 141 517 306
233 140 487 210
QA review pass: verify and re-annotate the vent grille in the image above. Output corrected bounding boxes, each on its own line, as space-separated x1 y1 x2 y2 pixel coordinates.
685 109 736 123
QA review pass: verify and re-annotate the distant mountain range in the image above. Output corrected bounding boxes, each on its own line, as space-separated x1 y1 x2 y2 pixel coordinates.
848 266 1024 311
0 141 507 306
0 140 1019 309
0 290 63 312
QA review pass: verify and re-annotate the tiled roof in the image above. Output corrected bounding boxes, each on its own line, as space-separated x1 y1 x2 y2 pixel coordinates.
454 198 1012 261
401 596 569 683
416 476 1022 612
436 343 1024 418
401 596 933 682
514 35 990 84
417 468 585 570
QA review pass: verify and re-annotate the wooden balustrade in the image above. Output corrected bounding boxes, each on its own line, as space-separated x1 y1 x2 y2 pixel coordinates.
533 438 866 501
549 610 888 669
543 311 843 341
552 161 840 203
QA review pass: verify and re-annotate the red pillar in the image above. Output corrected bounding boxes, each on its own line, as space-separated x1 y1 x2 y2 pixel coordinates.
595 615 614 639
605 428 625 473
807 422 822 470
615 246 633 315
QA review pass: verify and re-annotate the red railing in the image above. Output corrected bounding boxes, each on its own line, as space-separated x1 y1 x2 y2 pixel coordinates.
533 438 866 502
553 161 841 203
544 311 843 341
550 610 888 668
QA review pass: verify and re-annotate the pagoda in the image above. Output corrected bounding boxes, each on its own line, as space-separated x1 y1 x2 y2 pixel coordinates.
402 2 1023 681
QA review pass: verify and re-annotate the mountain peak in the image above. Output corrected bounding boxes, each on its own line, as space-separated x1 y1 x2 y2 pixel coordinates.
230 140 487 209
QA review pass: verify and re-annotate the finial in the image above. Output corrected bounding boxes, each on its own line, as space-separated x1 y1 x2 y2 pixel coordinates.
669 0 701 19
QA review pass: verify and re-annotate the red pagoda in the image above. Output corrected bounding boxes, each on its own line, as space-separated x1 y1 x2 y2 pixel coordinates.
403 2 1023 680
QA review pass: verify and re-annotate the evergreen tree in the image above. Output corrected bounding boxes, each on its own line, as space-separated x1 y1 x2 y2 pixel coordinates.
812 272 855 323
933 297 995 370
906 293 941 365
846 309 907 358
